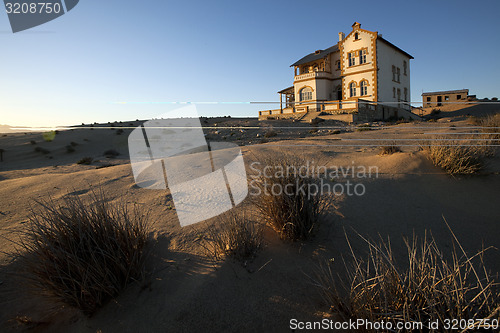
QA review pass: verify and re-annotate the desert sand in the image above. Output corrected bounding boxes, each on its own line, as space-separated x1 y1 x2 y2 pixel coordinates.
0 113 499 332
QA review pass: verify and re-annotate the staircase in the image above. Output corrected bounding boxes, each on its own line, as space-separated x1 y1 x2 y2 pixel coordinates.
300 110 322 123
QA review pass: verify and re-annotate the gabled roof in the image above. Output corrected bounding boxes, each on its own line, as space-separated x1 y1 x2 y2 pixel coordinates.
290 44 339 67
377 35 414 59
422 89 469 96
290 25 414 67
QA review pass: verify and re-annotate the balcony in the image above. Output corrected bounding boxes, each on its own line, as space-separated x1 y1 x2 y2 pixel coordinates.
294 71 331 82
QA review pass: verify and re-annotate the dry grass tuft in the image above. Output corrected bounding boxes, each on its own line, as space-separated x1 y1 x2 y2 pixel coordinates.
201 212 263 262
379 144 402 155
77 156 93 165
264 130 277 138
479 113 500 140
14 189 151 316
312 224 500 331
421 136 493 175
251 155 332 241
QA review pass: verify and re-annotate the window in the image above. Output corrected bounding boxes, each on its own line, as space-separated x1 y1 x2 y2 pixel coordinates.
299 87 312 101
348 52 355 67
427 97 431 102
457 94 462 100
393 87 396 98
359 49 366 64
397 67 401 82
397 89 401 102
403 61 407 75
349 82 356 97
336 60 340 70
392 65 396 81
360 80 368 96
354 32 359 40
404 88 408 102
313 65 319 72
445 96 449 101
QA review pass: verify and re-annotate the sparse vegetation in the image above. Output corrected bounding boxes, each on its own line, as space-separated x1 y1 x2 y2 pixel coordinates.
201 212 263 262
479 113 500 140
312 226 500 332
42 131 56 142
77 157 93 165
264 130 277 138
356 124 372 132
15 189 151 316
252 155 332 241
379 144 402 155
310 117 324 126
422 136 492 175
104 149 119 157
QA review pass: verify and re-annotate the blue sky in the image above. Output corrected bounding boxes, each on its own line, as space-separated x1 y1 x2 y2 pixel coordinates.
1 0 499 127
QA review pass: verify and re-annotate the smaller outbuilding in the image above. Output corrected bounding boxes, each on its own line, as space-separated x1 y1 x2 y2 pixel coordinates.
422 89 469 107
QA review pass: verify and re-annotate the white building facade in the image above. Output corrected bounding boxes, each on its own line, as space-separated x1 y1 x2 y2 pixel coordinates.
260 22 416 121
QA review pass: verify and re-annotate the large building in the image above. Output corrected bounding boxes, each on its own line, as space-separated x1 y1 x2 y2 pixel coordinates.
259 22 418 122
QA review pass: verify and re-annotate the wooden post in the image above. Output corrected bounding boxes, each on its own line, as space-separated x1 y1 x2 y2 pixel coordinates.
280 93 283 113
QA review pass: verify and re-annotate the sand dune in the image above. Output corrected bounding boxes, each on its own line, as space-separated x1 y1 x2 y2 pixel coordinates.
0 117 499 332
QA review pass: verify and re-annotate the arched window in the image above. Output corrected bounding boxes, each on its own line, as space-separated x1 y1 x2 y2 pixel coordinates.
354 32 359 40
299 87 312 101
349 82 356 97
360 80 368 96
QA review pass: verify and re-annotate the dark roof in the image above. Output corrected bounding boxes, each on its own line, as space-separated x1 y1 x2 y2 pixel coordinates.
277 86 294 94
422 89 469 96
377 35 414 59
290 33 413 67
290 44 339 67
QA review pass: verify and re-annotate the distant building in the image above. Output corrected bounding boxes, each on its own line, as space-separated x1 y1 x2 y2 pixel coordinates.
259 22 419 122
421 89 469 107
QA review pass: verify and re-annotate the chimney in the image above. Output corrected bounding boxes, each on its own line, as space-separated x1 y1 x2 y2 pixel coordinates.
338 32 345 42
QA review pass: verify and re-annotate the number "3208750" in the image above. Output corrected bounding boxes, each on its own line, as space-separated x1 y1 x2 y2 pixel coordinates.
5 2 62 14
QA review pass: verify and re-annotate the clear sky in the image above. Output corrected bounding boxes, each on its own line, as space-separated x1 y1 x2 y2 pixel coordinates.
1 0 499 127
